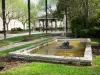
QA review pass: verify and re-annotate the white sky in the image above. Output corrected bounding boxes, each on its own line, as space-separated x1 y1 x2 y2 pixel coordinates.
31 0 39 5
24 0 56 16
24 0 39 4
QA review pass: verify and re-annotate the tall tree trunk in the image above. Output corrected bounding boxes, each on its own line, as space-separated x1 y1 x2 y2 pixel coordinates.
2 0 6 40
85 0 88 28
28 0 31 36
83 0 89 28
45 0 48 34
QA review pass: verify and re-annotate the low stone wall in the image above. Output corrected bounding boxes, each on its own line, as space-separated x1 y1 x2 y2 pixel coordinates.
9 38 92 66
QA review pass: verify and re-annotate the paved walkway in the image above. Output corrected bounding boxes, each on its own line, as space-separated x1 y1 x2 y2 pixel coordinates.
0 31 64 40
0 32 44 40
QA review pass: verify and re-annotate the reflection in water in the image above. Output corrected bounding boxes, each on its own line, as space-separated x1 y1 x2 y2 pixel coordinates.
32 41 86 57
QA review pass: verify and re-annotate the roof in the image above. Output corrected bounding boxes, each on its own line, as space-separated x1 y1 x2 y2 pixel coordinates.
37 14 58 20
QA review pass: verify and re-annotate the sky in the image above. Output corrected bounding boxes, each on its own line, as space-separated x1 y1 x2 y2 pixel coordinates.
24 0 39 5
24 0 56 16
31 0 39 5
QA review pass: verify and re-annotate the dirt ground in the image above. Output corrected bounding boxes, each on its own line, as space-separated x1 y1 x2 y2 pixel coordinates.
92 44 100 55
0 56 29 71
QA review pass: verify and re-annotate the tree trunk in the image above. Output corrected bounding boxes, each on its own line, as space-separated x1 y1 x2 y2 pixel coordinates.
23 23 26 30
83 0 88 28
2 0 6 40
45 0 48 34
6 21 10 31
85 0 88 28
28 0 31 36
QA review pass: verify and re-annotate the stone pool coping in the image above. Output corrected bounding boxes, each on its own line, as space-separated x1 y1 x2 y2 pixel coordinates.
9 38 92 66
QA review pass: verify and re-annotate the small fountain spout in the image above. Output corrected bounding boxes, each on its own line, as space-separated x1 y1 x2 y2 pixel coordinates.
58 41 73 49
62 41 69 47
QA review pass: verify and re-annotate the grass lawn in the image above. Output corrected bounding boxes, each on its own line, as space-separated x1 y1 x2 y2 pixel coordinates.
0 38 99 75
91 38 100 44
0 56 100 75
0 38 52 56
0 33 48 46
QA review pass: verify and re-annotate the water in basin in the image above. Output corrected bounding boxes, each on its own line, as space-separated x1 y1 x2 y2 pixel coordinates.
31 41 86 57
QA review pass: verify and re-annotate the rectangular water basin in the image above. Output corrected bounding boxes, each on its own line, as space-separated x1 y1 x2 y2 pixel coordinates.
9 38 92 66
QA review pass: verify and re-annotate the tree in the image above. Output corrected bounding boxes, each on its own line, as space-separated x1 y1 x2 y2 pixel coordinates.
30 4 38 27
28 0 31 36
15 0 28 30
0 0 39 35
56 0 72 36
5 0 20 31
2 0 26 31
2 0 6 39
56 0 90 28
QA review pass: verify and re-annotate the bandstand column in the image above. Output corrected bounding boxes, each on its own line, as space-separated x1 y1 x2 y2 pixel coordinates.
55 19 57 31
39 20 41 32
51 20 53 32
43 20 45 32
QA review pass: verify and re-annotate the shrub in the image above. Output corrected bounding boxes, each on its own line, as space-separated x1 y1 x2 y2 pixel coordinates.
71 14 100 38
80 29 89 37
89 27 100 38
71 16 85 37
35 27 40 31
11 27 23 31
17 27 23 31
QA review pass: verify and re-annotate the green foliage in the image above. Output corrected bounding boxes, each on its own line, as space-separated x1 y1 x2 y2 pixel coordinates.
56 0 100 37
88 14 100 28
80 29 89 37
71 14 100 38
38 0 58 8
91 38 100 44
88 14 100 37
56 0 85 20
71 16 85 37
0 0 39 31
89 27 100 38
